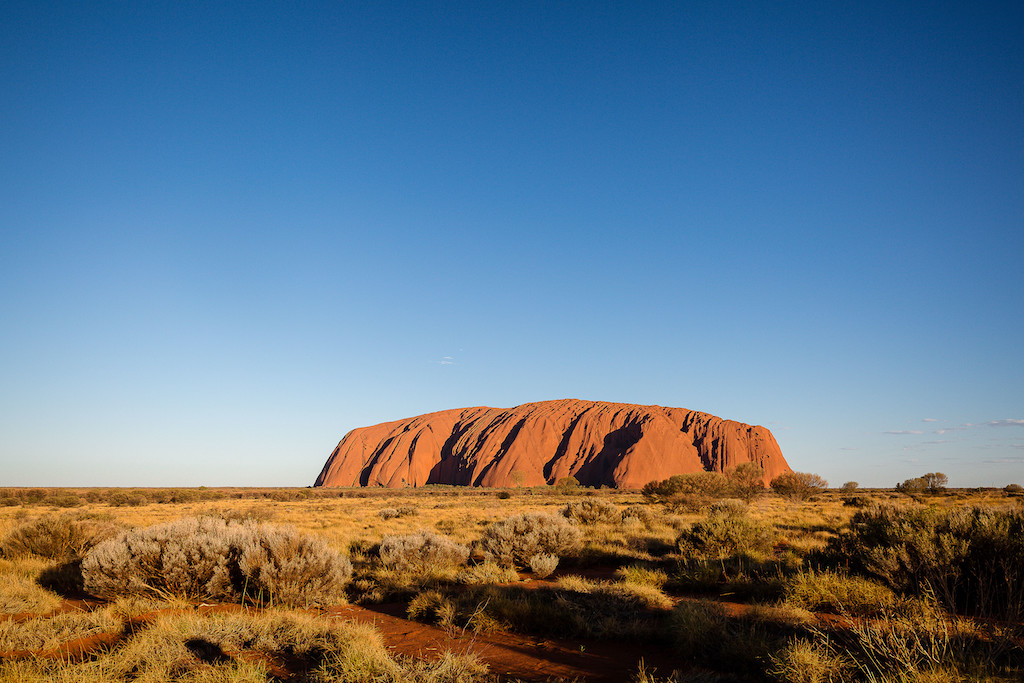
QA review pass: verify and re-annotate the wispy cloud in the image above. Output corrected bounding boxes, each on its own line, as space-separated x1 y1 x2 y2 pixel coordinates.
885 430 924 435
434 356 456 366
983 457 1024 464
932 419 1023 435
922 418 937 422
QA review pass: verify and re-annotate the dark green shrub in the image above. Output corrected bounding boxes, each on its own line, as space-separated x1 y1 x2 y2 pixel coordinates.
770 472 828 502
896 472 948 496
555 476 580 491
107 491 147 507
823 504 1024 619
641 472 731 512
676 500 776 560
47 494 84 508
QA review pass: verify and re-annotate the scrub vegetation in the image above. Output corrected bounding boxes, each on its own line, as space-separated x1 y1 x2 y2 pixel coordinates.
0 479 1021 682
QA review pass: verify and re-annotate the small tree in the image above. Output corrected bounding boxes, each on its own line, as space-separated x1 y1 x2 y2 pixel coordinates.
921 472 948 494
841 481 859 494
726 462 765 503
555 476 580 491
770 472 829 502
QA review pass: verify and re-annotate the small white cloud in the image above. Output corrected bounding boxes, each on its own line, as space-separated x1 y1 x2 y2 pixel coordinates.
922 418 937 422
987 419 1024 428
885 430 924 435
935 426 969 434
433 356 456 366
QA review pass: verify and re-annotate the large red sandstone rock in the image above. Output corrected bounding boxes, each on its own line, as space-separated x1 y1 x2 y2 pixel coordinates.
315 399 790 489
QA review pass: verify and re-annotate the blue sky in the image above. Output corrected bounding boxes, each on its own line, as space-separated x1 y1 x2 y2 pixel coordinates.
2 1 1021 488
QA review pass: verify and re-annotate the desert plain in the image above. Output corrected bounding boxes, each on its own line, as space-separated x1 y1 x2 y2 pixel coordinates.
0 480 1022 683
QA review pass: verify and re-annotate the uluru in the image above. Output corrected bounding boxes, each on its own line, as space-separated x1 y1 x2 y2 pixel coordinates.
315 399 790 489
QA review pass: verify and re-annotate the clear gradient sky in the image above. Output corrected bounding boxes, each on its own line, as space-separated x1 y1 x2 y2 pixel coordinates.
2 1 1022 488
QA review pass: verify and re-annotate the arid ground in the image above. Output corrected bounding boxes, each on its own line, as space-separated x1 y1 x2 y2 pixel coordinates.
1 483 1021 682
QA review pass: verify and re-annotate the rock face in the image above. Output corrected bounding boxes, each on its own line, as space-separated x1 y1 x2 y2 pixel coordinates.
315 399 790 489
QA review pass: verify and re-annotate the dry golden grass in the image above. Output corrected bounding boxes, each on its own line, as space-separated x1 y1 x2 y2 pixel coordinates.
0 557 64 614
0 486 1021 682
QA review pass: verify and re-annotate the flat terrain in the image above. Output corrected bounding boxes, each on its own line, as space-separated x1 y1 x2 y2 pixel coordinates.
0 485 1021 682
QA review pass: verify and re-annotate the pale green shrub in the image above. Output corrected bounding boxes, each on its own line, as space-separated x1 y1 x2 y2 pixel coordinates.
379 530 470 572
479 513 582 568
620 504 658 529
561 499 619 525
0 514 116 560
529 553 559 578
81 516 351 606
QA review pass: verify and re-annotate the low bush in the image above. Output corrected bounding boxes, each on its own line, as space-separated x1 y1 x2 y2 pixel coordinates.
620 504 658 529
561 499 619 525
823 504 1024 619
47 494 84 508
529 553 559 578
107 491 149 507
479 513 582 568
378 505 418 520
81 516 352 606
0 514 117 561
642 472 731 512
676 500 776 560
378 530 470 573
